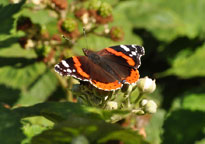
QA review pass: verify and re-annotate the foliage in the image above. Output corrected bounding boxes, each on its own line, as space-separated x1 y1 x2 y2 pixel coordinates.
0 0 205 143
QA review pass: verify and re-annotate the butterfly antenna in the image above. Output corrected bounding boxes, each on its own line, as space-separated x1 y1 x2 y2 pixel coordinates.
61 35 71 42
83 27 89 49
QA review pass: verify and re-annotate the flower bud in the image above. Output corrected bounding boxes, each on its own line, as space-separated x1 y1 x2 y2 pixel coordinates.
132 109 145 115
141 99 157 114
71 135 89 144
106 101 118 110
140 99 148 107
137 76 156 94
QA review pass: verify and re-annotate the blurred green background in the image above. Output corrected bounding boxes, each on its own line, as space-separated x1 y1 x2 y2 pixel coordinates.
0 0 205 144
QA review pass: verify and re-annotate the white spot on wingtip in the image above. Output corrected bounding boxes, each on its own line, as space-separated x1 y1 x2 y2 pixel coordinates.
120 45 130 52
61 60 69 68
67 69 72 73
55 64 60 68
131 51 136 56
132 44 137 49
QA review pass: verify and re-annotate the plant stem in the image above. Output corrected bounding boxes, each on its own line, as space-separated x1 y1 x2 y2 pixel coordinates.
134 92 144 105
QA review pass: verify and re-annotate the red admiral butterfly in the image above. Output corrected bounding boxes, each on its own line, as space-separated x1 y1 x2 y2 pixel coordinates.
55 45 145 91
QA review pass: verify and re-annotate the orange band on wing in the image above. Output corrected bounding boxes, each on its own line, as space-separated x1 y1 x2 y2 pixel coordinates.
125 69 139 84
105 48 135 66
91 80 122 91
73 56 90 78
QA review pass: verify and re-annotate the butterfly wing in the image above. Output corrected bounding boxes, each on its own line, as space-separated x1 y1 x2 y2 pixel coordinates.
98 45 145 69
55 56 122 91
96 45 144 84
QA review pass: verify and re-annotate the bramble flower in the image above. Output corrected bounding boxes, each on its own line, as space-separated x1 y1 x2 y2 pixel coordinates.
88 1 113 24
88 0 102 10
62 18 78 33
110 26 124 41
98 2 112 18
58 18 80 39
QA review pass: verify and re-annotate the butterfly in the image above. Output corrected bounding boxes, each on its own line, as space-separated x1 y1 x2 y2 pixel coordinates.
55 45 145 91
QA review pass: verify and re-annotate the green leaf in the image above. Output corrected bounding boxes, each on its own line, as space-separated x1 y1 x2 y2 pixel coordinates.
145 109 165 144
14 102 130 123
73 34 113 55
0 84 20 106
119 0 205 41
0 105 25 144
182 94 205 111
21 116 54 144
0 0 25 34
17 70 58 105
180 85 205 112
162 109 205 144
195 138 205 144
0 43 37 58
0 62 46 89
45 19 58 36
31 115 147 144
112 6 142 44
19 8 56 25
0 0 10 5
159 44 205 78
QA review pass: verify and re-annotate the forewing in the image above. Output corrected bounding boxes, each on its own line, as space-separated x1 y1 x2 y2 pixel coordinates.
98 45 145 69
97 44 144 84
54 56 89 81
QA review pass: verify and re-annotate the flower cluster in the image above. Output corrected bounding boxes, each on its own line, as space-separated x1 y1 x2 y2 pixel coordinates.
15 1 157 116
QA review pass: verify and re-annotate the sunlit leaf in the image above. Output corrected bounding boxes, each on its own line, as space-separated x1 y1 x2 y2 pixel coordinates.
159 44 205 78
17 70 58 105
145 109 165 144
0 0 25 34
0 62 46 89
21 116 54 144
0 43 37 58
119 0 205 41
19 8 56 25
